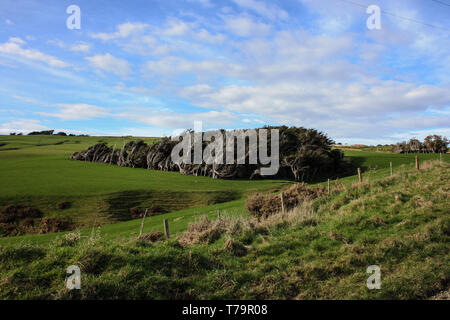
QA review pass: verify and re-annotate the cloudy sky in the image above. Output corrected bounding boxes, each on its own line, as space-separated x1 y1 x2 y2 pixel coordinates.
0 0 449 144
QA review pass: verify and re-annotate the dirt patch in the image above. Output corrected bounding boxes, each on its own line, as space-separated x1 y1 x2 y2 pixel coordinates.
0 205 42 223
0 204 73 237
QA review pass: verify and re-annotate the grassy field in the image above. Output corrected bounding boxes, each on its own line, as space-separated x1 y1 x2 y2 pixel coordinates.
0 135 290 232
0 161 448 299
0 135 448 246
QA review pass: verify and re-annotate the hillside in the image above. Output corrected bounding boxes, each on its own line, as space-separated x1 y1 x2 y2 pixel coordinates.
0 135 290 236
1 160 448 299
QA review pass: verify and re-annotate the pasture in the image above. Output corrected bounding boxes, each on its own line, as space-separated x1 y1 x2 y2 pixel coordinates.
0 135 448 246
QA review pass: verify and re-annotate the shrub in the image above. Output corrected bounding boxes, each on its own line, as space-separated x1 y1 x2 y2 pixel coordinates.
178 216 226 246
130 207 143 219
58 231 81 246
246 183 326 217
222 237 247 257
38 218 73 234
56 201 71 210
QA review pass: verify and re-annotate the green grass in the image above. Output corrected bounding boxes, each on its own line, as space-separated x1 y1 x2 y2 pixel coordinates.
326 149 449 185
0 135 448 245
1 162 448 299
339 149 445 170
0 135 290 238
0 199 248 246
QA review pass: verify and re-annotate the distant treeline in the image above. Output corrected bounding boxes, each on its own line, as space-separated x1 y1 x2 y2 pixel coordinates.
9 130 89 137
393 135 448 154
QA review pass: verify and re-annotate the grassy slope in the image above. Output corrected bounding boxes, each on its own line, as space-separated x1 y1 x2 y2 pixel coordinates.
0 135 289 237
0 162 448 299
0 136 448 245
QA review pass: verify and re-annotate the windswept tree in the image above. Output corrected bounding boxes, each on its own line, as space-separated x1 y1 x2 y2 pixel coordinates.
72 126 353 182
423 135 448 153
408 138 422 153
393 141 408 153
394 135 448 154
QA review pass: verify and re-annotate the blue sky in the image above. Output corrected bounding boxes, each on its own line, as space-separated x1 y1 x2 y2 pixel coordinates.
0 0 449 144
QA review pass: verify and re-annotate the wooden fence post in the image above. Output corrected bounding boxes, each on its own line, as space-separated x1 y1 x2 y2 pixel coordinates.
327 179 330 195
390 162 393 176
217 209 220 218
357 168 362 184
139 208 148 237
280 192 285 214
163 219 170 239
415 156 419 170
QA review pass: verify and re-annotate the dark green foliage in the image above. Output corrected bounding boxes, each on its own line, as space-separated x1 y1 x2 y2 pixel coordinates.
72 126 354 182
28 130 54 136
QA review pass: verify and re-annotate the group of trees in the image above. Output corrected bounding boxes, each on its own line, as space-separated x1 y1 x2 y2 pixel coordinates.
9 130 88 137
393 135 448 154
27 130 55 136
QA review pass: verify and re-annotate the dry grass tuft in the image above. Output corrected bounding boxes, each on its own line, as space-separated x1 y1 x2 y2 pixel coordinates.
222 237 248 257
178 200 315 247
137 231 164 243
245 183 325 218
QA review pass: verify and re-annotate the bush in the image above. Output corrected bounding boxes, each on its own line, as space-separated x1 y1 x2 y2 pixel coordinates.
245 183 326 217
223 237 247 257
58 231 81 246
56 201 71 210
130 207 143 219
38 218 73 234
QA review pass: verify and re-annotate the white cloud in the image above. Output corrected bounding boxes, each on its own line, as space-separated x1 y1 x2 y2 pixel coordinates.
232 0 288 21
179 80 450 140
158 18 226 44
161 18 191 36
86 53 131 77
91 22 148 41
9 37 25 45
116 108 237 129
12 95 48 106
143 56 244 79
186 0 213 8
46 39 65 48
222 16 271 37
38 104 109 120
47 39 91 53
195 28 226 44
298 0 357 33
70 42 91 52
0 38 69 68
179 84 214 96
0 119 48 134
